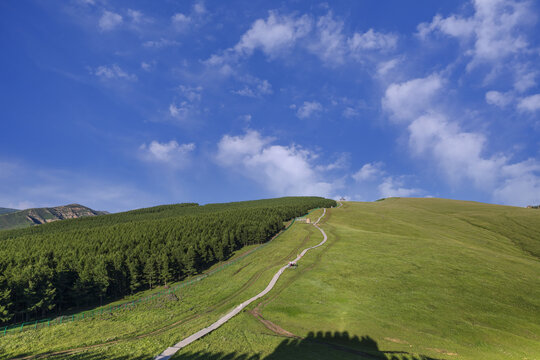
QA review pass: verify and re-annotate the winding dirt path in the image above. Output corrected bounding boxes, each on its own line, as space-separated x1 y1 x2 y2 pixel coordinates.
154 208 329 360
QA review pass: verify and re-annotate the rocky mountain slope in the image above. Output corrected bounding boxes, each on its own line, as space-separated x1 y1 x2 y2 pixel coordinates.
0 204 108 230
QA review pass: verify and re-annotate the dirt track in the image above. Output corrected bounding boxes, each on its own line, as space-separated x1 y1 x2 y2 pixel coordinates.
154 208 329 360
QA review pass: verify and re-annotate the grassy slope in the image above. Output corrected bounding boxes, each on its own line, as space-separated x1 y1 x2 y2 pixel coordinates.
177 199 540 360
1 198 539 360
0 210 34 230
0 220 322 359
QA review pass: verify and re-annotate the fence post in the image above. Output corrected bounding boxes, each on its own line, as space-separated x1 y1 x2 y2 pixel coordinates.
48 319 50 327
20 323 23 332
3 326 6 336
34 320 37 329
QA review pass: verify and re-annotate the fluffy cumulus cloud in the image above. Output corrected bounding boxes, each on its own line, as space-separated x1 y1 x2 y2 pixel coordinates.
517 94 540 112
494 160 540 205
417 0 535 67
296 101 323 119
207 11 397 67
99 10 123 31
353 162 384 182
309 12 397 64
234 11 312 58
383 73 540 206
216 130 334 196
139 140 195 167
93 64 137 81
408 113 504 188
382 74 443 121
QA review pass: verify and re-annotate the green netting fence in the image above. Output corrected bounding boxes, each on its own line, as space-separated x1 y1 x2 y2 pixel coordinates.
1 208 327 337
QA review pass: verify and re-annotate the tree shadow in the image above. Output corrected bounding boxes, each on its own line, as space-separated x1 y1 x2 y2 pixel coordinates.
176 331 445 360
5 331 446 359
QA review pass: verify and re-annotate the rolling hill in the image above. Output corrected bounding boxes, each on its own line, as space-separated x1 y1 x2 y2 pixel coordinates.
0 204 108 230
0 198 538 360
0 208 17 215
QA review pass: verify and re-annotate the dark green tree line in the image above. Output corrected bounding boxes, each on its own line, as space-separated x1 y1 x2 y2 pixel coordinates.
0 197 336 324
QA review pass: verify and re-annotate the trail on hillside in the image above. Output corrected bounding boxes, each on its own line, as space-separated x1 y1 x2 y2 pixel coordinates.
154 208 329 360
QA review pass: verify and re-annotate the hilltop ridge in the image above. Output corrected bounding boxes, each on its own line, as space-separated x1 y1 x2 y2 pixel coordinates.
0 203 108 230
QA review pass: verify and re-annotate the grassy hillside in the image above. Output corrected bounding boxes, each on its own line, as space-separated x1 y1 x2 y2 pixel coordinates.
0 197 335 326
0 204 106 230
0 208 17 216
0 198 538 360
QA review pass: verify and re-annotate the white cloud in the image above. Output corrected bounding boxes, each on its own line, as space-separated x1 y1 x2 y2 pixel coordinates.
494 165 540 206
141 61 154 71
127 9 144 23
417 14 475 40
171 1 207 31
193 1 206 15
342 107 359 119
233 78 273 98
207 11 397 69
172 13 191 28
234 11 312 58
408 113 504 188
297 101 323 119
178 85 203 102
517 94 540 112
348 29 397 52
216 130 334 196
485 90 513 107
417 0 535 68
308 12 346 65
377 58 401 76
514 66 538 92
94 64 137 81
353 162 384 182
139 140 195 167
378 177 422 198
382 74 443 121
168 85 203 122
169 103 191 121
143 38 180 48
99 10 123 31
383 73 540 206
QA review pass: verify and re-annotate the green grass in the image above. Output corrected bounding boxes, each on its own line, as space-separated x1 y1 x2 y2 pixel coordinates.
0 220 322 359
1 198 539 360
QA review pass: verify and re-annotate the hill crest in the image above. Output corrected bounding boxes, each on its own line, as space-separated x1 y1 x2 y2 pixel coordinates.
0 203 108 230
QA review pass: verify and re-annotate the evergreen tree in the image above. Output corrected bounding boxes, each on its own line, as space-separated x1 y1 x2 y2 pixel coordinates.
0 276 12 323
143 257 157 289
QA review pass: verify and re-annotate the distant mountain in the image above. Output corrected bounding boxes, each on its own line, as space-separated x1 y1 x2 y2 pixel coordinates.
0 204 108 230
0 207 18 215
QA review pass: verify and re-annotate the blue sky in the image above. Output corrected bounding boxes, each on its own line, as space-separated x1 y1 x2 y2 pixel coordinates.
1 0 540 212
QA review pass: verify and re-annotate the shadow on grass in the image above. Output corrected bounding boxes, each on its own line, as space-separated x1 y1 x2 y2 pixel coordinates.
14 331 444 360
175 331 444 360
